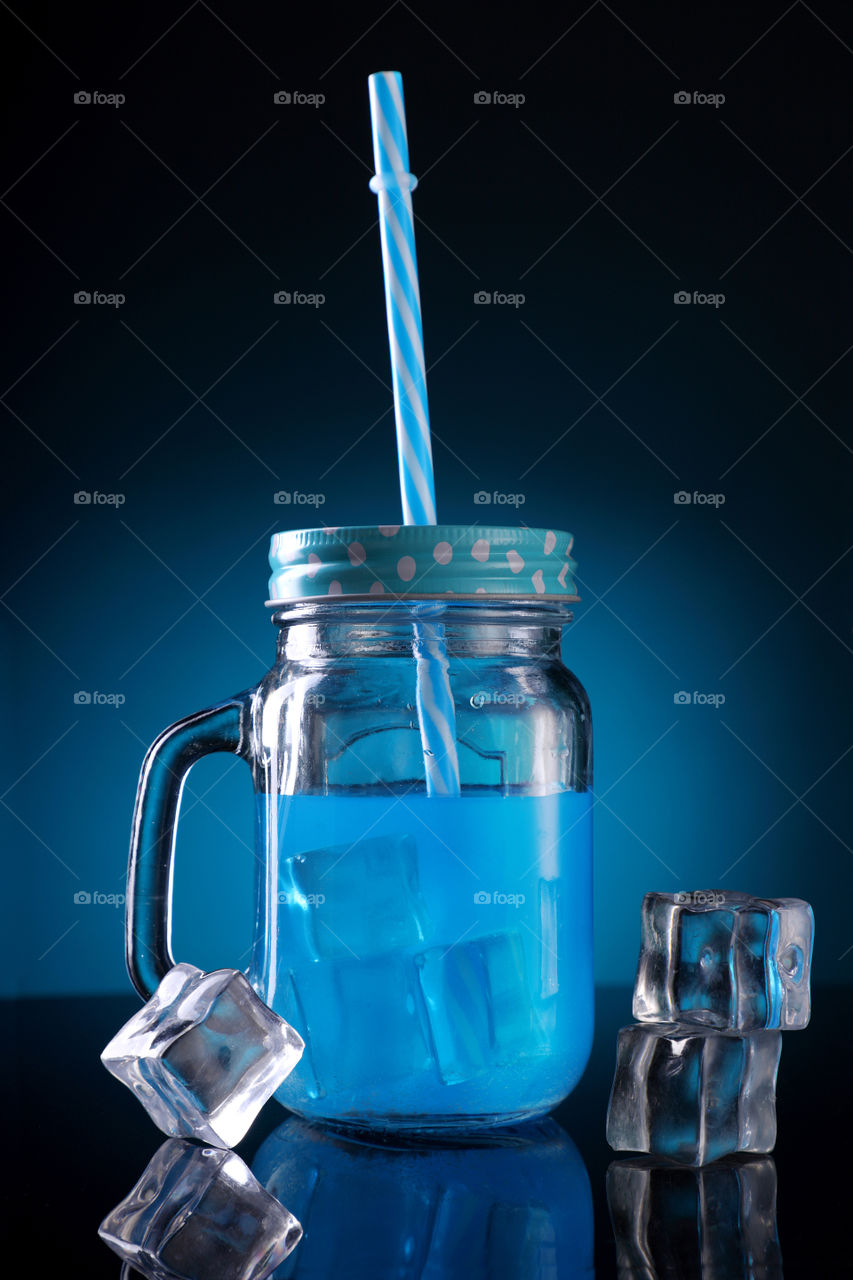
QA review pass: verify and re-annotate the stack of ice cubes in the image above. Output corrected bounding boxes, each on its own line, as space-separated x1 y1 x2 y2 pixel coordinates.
606 892 813 1166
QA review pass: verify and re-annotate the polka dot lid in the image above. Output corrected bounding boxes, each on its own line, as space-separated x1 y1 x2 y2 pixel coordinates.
268 525 579 603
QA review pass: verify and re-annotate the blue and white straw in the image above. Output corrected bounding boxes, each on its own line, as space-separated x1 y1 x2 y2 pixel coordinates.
368 70 460 797
411 601 460 797
368 70 436 527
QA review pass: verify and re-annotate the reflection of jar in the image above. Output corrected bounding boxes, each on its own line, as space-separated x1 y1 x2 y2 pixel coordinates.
127 526 593 1132
253 1115 594 1279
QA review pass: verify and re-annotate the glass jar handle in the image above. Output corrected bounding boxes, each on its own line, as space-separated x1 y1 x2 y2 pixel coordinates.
125 691 255 998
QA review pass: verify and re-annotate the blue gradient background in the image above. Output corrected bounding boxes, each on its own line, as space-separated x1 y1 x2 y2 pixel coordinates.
1 2 851 996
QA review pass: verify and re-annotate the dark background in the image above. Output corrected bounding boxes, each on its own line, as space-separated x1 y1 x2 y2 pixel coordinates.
2 0 851 996
3 2 852 1275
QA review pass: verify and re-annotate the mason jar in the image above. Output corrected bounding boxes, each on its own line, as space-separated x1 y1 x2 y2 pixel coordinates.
127 524 593 1133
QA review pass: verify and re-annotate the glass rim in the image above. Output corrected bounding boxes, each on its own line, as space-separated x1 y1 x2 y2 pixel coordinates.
267 594 577 623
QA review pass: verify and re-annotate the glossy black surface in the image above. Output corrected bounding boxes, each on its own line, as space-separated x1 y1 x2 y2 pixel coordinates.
8 985 847 1276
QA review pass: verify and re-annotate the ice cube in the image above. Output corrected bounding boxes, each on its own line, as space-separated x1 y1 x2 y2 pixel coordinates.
273 953 433 1109
101 963 304 1147
274 969 325 1101
415 941 490 1085
99 1138 302 1280
606 1023 781 1166
286 831 430 960
538 878 560 999
633 891 813 1030
607 1155 781 1278
416 930 543 1085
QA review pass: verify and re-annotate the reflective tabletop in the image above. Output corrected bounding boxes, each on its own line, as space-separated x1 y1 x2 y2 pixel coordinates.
8 985 846 1276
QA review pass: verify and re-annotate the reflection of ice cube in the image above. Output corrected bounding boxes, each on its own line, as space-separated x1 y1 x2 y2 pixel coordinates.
607 1155 781 1276
634 891 814 1030
101 963 304 1147
417 931 541 1085
606 1023 781 1166
288 832 430 960
99 1138 302 1280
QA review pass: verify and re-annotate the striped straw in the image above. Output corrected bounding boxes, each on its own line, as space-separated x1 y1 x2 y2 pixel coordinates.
412 601 460 796
368 71 436 526
368 70 461 797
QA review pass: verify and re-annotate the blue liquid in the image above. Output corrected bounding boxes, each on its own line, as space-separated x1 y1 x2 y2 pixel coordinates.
251 791 593 1131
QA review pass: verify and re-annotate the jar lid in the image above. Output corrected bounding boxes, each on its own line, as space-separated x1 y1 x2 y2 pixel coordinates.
267 525 579 603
